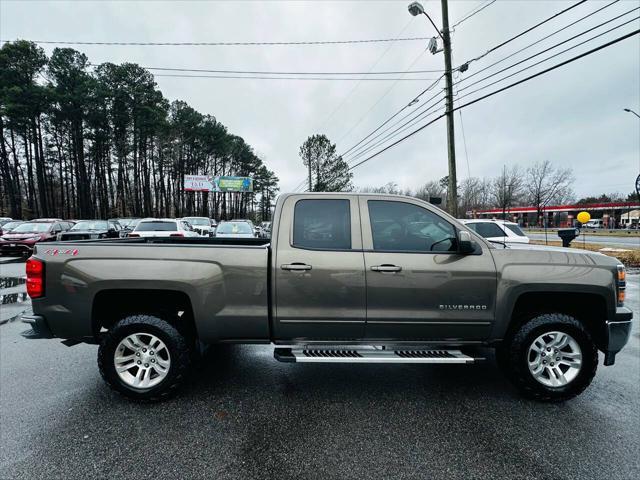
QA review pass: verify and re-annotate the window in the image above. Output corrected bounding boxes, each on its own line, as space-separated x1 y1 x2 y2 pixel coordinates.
504 223 526 237
293 199 351 250
368 200 456 252
135 221 177 232
467 222 506 238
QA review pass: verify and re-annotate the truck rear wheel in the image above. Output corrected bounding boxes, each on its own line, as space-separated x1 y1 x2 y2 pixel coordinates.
501 313 598 402
98 315 192 402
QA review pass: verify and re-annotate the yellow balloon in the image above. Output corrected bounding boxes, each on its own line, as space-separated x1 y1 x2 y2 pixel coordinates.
577 211 591 224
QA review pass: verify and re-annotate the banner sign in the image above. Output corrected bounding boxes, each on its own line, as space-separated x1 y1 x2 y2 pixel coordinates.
215 176 253 192
184 175 253 193
184 175 215 192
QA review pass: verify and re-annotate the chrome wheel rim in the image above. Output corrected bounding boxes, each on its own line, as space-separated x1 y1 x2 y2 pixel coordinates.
114 333 171 389
527 331 582 388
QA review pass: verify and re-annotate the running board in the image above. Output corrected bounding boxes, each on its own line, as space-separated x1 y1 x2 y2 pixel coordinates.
274 347 480 364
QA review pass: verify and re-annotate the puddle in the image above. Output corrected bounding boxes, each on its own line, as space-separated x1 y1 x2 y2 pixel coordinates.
0 277 26 289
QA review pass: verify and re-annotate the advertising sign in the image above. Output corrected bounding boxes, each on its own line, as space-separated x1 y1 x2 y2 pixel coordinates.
184 175 253 193
184 175 215 192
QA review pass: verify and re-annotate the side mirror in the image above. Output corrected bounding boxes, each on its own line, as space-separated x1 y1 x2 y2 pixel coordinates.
458 230 476 254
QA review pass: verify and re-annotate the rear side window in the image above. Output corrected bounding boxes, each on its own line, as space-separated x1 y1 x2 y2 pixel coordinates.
135 221 177 232
467 222 505 238
504 224 526 237
293 199 351 250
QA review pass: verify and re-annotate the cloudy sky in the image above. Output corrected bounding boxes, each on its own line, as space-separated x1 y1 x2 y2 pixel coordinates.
2 0 639 199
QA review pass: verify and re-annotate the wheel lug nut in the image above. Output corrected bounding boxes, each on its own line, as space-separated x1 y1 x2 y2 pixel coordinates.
142 348 147 353
541 353 546 357
137 360 141 365
136 353 140 357
543 360 547 364
556 357 560 361
151 359 155 363
150 351 154 355
546 348 551 352
144 363 149 367
550 362 555 366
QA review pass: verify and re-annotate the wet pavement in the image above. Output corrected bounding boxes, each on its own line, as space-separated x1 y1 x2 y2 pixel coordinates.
0 269 638 479
0 260 29 325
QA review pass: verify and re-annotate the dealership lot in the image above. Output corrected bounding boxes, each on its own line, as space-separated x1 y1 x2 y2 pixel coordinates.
0 262 638 479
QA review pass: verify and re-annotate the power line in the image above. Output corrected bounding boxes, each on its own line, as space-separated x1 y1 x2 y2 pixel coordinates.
131 66 446 75
451 0 497 29
322 29 639 186
3 36 435 47
152 73 439 81
459 0 588 68
456 0 621 82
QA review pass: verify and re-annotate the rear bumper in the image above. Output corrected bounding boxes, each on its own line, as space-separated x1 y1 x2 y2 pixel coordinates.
21 314 54 339
0 243 34 255
603 307 633 366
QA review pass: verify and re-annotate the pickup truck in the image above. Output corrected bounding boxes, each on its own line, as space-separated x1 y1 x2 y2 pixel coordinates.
22 193 632 402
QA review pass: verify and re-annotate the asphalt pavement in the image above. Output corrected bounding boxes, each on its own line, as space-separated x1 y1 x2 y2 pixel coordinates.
0 268 638 479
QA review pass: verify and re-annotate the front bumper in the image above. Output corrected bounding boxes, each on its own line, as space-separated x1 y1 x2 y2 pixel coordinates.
21 314 54 339
603 307 633 366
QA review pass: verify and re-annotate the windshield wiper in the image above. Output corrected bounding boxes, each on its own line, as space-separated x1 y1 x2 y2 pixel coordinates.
488 239 509 248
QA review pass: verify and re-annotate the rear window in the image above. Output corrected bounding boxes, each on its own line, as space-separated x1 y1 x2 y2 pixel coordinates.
216 222 253 234
293 199 351 250
504 224 526 237
467 222 506 238
135 221 177 232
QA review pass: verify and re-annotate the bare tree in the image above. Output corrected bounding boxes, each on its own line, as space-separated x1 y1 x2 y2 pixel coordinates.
491 166 524 219
459 176 491 217
524 160 574 224
414 179 447 208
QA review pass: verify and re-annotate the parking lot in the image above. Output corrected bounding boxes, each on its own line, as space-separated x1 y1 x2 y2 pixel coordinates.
0 260 638 479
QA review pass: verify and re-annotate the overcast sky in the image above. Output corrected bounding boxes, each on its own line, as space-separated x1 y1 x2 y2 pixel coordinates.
2 0 639 199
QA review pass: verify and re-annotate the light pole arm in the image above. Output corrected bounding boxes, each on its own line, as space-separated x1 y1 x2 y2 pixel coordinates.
421 12 445 42
624 108 640 119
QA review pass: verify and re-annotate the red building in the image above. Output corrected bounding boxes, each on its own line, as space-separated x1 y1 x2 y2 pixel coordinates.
470 202 640 228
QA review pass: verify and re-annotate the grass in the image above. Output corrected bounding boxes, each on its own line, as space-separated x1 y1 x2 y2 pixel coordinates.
526 228 640 237
530 240 640 267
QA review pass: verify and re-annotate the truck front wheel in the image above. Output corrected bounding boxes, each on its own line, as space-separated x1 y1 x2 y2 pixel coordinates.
500 313 598 402
98 315 192 402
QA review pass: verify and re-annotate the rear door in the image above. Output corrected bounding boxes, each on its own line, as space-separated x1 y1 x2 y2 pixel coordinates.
273 195 366 340
360 197 497 341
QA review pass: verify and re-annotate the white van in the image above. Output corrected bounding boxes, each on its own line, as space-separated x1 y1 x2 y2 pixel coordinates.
584 219 603 229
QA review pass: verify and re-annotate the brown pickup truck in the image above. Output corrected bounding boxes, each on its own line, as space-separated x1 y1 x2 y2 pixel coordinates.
22 193 632 402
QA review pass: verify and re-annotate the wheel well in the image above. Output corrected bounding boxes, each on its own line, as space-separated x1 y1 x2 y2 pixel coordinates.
92 289 197 341
508 292 607 349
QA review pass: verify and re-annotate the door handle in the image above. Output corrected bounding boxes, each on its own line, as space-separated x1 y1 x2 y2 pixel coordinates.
281 263 312 271
371 264 402 273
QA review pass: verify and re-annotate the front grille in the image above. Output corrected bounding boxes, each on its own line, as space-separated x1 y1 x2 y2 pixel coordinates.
61 234 89 241
303 349 362 358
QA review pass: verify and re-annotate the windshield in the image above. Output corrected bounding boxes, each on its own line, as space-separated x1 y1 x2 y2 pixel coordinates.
217 222 253 234
504 224 526 237
2 222 23 230
184 218 209 226
71 220 108 231
135 221 177 232
11 222 51 233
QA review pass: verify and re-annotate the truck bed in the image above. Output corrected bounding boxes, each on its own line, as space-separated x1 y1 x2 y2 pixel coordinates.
31 239 271 343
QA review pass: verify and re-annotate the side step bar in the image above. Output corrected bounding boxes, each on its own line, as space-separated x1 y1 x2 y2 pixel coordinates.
274 347 481 364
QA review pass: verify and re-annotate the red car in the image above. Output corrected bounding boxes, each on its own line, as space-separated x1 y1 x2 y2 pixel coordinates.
0 219 73 256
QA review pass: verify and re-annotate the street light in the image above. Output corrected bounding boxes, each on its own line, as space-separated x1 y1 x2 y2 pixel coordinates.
623 108 640 119
408 1 458 216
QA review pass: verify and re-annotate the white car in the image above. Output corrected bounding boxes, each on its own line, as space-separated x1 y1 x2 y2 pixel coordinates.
460 219 530 244
128 219 200 238
214 221 256 238
182 217 214 236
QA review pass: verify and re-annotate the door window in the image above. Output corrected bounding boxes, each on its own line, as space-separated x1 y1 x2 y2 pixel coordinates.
293 199 351 250
467 222 505 238
368 200 456 252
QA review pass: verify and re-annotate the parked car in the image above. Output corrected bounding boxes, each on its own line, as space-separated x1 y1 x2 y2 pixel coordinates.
460 219 530 244
0 220 23 236
22 193 631 403
128 218 200 238
58 219 122 241
260 221 272 238
182 217 214 237
116 218 141 233
584 219 604 229
0 219 72 256
214 220 256 238
0 217 13 226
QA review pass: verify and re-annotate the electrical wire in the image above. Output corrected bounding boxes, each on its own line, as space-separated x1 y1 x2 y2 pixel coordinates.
1 36 436 47
152 73 439 81
131 66 446 75
451 0 497 29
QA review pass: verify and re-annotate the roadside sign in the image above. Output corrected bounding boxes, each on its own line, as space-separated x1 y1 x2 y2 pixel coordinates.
184 175 215 192
184 175 253 192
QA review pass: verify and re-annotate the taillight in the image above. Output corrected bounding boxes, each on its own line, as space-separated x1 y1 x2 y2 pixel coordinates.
128 233 140 237
26 257 44 298
170 233 184 237
616 265 626 307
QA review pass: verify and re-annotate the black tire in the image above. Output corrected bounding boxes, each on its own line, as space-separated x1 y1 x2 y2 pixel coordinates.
98 315 192 402
500 313 598 402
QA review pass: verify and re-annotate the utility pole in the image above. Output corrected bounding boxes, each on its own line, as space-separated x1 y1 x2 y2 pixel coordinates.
440 0 458 217
408 1 458 216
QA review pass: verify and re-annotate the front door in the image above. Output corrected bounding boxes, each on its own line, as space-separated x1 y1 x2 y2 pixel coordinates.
274 195 366 340
360 197 497 341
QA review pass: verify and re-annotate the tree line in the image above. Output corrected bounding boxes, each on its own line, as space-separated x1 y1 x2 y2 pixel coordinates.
0 40 279 221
